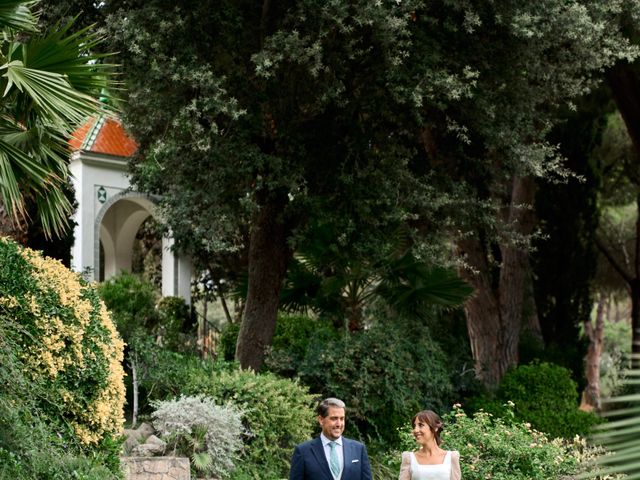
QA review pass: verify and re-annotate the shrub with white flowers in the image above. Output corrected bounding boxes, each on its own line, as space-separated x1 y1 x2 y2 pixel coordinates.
152 395 244 478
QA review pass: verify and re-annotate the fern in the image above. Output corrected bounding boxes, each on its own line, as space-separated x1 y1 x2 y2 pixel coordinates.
191 451 213 472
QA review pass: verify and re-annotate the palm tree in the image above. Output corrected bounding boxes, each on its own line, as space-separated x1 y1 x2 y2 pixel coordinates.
0 0 114 239
277 224 473 329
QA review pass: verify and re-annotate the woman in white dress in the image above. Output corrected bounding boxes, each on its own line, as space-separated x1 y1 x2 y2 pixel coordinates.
398 410 461 480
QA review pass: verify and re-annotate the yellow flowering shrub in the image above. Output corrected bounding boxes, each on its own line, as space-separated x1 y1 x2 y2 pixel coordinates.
0 237 125 446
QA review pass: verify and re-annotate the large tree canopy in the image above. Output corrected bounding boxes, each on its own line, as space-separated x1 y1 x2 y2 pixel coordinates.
101 0 640 376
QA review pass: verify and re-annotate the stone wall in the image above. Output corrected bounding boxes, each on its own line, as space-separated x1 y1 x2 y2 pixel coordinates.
122 457 190 480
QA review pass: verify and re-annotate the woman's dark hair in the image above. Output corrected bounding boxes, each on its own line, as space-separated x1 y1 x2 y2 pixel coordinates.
412 410 444 445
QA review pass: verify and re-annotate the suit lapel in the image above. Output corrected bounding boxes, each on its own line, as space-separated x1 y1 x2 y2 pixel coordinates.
311 437 334 480
341 439 352 480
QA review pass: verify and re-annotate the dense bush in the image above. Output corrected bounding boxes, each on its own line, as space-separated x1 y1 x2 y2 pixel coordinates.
219 320 241 361
181 368 316 479
220 314 338 367
466 361 602 439
152 395 244 479
98 271 159 342
0 325 121 479
156 295 195 351
296 321 453 443
125 338 227 415
0 238 125 477
443 407 578 479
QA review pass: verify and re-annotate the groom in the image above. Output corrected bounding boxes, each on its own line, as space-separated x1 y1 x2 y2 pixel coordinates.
289 398 372 480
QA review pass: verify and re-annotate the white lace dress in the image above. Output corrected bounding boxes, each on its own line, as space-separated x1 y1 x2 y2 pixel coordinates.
407 451 452 480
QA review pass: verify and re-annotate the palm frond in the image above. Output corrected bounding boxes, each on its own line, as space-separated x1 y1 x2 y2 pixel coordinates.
21 20 117 98
580 354 640 479
376 254 473 313
3 60 102 126
0 1 37 33
191 451 213 472
32 186 72 239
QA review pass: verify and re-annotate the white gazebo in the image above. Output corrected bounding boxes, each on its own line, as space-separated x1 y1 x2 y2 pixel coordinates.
68 116 191 303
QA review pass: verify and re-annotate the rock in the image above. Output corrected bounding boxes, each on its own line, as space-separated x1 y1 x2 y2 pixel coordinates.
123 422 157 454
131 435 167 456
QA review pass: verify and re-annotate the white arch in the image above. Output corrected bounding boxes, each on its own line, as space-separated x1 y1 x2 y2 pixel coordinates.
92 191 192 303
94 191 159 280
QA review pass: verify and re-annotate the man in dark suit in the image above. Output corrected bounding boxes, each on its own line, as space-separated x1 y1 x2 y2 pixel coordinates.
289 398 373 480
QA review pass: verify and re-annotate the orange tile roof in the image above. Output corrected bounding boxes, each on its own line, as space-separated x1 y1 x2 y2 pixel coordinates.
69 116 138 157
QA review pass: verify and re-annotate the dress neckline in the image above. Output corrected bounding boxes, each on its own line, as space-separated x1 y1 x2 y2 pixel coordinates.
411 450 449 466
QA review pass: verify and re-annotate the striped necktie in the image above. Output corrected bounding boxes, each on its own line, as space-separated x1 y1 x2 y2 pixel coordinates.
329 441 341 478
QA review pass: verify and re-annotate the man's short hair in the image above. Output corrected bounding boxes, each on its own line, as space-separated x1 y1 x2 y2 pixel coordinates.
316 397 346 417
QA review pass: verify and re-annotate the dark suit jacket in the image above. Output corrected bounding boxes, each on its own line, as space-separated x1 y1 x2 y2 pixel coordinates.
289 436 373 480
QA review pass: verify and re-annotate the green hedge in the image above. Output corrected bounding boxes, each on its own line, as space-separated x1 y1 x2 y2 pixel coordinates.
465 361 603 439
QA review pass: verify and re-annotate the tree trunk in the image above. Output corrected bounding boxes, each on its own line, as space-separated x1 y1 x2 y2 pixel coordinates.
498 175 537 364
0 200 28 244
235 194 291 371
581 292 605 411
458 234 505 388
129 353 139 428
458 175 536 389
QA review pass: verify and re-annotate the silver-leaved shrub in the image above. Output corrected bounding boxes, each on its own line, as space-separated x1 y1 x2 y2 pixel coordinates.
152 395 243 479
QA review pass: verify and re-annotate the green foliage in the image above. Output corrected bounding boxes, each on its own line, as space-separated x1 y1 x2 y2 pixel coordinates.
156 295 195 351
600 319 632 399
265 314 339 375
0 326 121 479
276 224 473 328
219 321 240 362
130 345 315 479
221 314 338 369
152 395 244 479
97 0 640 296
248 313 460 447
443 407 579 480
180 368 316 479
98 271 159 343
127 339 227 413
466 362 603 439
296 320 453 444
0 238 124 477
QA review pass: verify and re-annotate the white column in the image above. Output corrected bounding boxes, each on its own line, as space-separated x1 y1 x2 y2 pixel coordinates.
162 236 192 305
69 155 96 278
